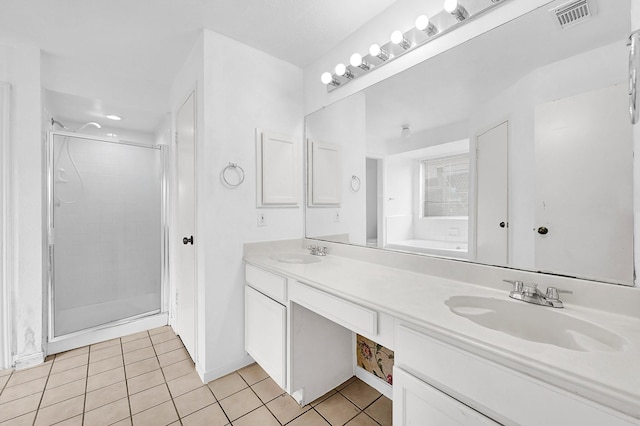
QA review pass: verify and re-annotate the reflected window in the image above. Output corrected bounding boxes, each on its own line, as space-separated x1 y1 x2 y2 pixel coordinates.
421 154 469 217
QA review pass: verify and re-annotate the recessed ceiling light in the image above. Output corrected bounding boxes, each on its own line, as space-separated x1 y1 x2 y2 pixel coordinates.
106 115 122 121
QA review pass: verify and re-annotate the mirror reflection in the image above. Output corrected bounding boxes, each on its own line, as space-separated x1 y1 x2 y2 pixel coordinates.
305 0 633 285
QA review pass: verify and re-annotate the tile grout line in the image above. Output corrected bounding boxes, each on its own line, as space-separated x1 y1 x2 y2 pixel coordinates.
81 342 93 425
29 356 54 426
151 330 183 425
115 336 132 426
259 395 284 426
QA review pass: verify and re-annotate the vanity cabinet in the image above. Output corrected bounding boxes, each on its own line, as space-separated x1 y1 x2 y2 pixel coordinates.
244 265 287 389
395 324 638 426
243 256 639 425
393 367 497 425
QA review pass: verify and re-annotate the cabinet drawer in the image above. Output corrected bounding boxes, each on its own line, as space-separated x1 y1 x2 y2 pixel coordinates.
289 281 377 336
396 325 637 426
245 264 286 303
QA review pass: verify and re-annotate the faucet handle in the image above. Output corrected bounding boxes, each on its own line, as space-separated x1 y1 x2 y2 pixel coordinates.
503 279 524 293
545 287 573 300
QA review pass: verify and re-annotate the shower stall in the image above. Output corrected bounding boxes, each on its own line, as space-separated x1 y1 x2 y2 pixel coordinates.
46 128 167 353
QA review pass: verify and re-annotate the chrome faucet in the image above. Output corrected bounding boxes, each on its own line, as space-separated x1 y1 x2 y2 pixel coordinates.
307 245 327 256
503 280 572 308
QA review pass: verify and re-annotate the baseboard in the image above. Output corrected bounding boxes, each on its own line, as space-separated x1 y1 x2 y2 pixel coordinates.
199 354 255 384
14 351 45 370
47 312 168 355
355 366 393 400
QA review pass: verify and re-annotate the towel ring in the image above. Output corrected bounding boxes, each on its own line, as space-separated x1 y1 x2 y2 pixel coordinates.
350 175 361 192
222 162 245 188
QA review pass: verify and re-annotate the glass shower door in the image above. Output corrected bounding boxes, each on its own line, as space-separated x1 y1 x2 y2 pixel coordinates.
50 133 163 338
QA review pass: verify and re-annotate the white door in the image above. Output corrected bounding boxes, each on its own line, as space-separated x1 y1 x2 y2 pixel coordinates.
175 91 197 359
475 122 508 265
534 85 633 283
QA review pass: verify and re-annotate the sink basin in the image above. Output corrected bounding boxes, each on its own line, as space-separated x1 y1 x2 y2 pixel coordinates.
271 253 323 264
445 296 626 352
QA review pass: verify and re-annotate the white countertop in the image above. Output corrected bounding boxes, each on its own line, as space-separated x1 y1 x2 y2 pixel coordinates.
244 242 640 420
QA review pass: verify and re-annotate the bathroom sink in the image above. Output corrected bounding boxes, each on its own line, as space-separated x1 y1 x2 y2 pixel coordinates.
445 296 626 352
271 253 323 264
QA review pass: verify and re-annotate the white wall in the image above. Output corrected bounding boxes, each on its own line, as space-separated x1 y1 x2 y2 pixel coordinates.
305 93 367 245
303 0 553 115
41 53 167 120
171 30 304 382
0 43 44 368
468 40 628 269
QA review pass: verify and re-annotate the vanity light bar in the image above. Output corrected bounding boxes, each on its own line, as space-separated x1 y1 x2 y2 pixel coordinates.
321 0 507 92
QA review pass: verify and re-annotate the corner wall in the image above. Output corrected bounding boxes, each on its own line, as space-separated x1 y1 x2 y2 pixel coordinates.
171 30 305 382
0 43 44 368
201 30 304 381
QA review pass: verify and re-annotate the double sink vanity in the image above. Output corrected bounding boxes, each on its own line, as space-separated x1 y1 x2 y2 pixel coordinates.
243 239 640 425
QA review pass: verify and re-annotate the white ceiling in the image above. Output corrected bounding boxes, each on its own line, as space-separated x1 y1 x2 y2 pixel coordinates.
0 0 398 133
0 0 399 68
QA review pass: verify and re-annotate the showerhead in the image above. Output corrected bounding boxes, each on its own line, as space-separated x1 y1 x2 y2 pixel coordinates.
51 118 69 130
77 122 102 131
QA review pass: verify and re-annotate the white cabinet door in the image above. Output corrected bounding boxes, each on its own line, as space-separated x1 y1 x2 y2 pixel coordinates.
393 367 498 426
244 286 286 389
257 131 298 206
308 140 341 205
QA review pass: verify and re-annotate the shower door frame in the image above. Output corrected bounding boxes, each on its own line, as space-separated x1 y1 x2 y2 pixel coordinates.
45 130 169 350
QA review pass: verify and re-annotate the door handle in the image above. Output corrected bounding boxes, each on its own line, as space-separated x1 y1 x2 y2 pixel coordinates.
537 226 549 235
183 235 193 245
499 221 507 228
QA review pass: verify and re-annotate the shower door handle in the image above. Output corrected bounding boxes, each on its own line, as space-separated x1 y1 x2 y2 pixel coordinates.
183 235 193 245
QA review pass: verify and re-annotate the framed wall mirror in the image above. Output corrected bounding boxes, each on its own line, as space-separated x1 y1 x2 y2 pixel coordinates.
305 0 634 285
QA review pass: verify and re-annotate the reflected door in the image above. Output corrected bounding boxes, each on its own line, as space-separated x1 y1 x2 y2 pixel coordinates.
51 134 162 337
534 85 633 283
476 122 508 265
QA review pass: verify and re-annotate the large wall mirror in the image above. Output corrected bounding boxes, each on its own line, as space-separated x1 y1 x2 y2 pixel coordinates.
305 0 634 285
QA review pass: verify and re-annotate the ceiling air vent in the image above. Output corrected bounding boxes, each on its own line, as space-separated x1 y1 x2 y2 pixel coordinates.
552 0 594 29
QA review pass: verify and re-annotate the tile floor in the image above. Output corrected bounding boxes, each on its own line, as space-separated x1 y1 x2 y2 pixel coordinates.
0 326 392 425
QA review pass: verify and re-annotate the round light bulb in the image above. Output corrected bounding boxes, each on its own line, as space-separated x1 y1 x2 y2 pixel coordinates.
369 44 381 57
320 72 333 85
415 15 430 31
391 30 405 45
335 63 347 76
350 53 363 67
444 0 458 13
